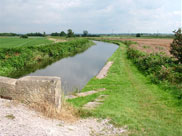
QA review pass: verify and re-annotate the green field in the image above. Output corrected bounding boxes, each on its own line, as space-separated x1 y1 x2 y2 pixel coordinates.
0 37 53 48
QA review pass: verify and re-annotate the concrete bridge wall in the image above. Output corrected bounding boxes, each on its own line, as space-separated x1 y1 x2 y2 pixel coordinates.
0 76 62 110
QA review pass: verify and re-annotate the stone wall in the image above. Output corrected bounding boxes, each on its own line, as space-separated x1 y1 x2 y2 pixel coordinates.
0 76 62 110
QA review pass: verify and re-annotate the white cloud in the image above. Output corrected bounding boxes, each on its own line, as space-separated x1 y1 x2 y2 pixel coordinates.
0 0 181 33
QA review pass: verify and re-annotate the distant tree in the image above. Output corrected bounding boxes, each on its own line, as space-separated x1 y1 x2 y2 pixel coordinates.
170 28 182 63
0 33 18 36
136 33 141 37
27 32 44 37
60 31 66 37
67 29 74 38
83 30 88 37
43 32 46 37
75 34 81 37
51 32 59 36
20 35 28 38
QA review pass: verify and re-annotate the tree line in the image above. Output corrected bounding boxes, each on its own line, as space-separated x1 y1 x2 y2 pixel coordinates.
51 29 99 37
0 29 100 38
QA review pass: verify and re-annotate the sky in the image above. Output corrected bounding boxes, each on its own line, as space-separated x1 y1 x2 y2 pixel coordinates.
0 0 181 34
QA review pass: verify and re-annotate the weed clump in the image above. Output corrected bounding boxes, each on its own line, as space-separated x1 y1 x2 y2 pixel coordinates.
25 92 79 122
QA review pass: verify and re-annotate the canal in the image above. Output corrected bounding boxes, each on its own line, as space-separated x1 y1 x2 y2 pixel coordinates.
28 41 118 94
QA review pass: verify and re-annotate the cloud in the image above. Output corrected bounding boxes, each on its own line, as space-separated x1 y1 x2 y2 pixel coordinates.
0 0 181 33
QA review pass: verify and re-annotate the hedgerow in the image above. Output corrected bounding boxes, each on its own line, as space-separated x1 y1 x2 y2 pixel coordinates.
127 47 182 99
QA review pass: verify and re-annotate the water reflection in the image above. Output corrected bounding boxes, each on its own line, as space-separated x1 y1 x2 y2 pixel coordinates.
28 41 118 94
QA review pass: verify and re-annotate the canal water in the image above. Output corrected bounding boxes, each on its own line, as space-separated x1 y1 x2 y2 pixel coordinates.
28 41 118 94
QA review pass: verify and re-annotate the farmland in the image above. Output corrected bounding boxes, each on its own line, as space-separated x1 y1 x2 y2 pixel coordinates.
119 38 173 56
0 37 53 48
93 37 173 56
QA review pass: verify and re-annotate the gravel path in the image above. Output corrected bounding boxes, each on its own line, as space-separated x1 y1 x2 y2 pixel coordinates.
0 98 126 136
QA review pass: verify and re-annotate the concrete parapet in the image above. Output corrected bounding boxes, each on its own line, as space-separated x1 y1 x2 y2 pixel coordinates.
0 76 62 110
0 76 16 99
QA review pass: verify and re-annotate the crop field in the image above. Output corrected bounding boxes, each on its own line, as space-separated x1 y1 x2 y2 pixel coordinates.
95 37 173 56
121 38 173 56
0 37 53 48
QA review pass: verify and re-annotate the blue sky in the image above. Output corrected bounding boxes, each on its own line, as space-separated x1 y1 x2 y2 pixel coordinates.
0 0 181 34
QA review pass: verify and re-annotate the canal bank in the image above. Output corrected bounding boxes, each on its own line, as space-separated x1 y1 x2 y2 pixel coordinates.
68 42 182 136
0 39 93 78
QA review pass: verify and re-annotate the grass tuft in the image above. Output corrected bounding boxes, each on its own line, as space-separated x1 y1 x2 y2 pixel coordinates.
5 114 15 120
27 93 79 122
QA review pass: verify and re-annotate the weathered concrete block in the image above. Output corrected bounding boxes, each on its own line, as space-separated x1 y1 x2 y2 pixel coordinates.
0 76 17 99
16 76 62 109
0 76 62 110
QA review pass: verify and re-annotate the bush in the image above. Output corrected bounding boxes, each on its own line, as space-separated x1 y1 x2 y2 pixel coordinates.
67 29 75 38
136 33 141 37
127 47 182 99
20 35 28 38
170 28 182 63
60 31 66 37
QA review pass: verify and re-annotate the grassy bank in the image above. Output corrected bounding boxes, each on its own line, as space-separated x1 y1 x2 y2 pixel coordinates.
0 38 94 77
68 42 182 135
90 38 182 99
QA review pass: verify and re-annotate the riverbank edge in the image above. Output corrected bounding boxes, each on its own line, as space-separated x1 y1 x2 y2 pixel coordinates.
0 39 95 78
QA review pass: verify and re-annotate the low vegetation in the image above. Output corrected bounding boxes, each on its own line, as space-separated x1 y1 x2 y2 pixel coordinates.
20 35 28 39
127 48 182 99
127 29 182 100
5 114 15 120
27 91 79 122
170 28 182 63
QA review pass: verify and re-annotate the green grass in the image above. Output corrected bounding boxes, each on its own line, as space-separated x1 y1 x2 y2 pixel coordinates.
68 43 182 136
0 37 53 48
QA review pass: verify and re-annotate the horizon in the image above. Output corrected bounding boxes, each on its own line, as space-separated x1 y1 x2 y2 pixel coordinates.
0 32 176 35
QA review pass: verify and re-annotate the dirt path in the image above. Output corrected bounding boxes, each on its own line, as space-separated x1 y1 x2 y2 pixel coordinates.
0 98 125 136
48 37 66 43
